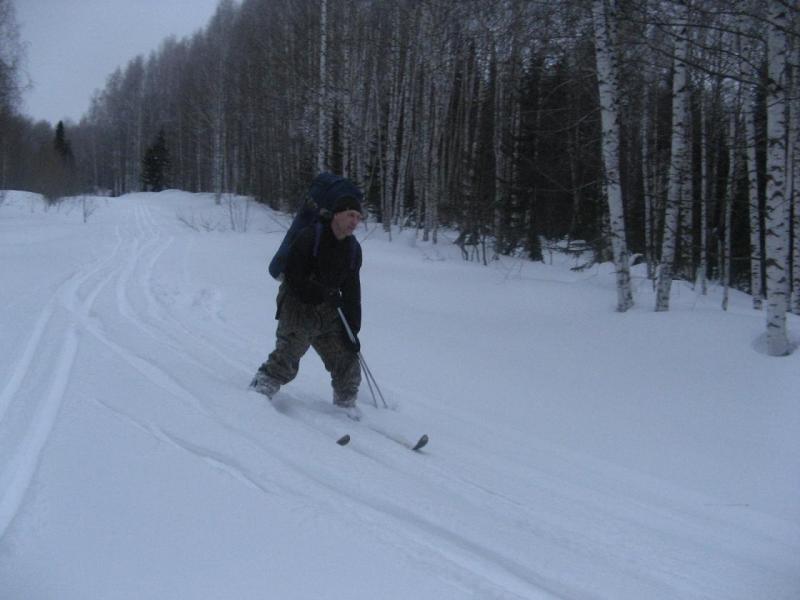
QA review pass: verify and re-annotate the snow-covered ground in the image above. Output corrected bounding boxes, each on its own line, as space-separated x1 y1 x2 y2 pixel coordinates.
0 190 797 599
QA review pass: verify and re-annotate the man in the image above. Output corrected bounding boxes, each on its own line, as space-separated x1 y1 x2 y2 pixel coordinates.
250 192 363 415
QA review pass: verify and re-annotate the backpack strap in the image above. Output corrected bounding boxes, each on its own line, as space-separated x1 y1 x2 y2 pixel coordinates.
313 222 323 258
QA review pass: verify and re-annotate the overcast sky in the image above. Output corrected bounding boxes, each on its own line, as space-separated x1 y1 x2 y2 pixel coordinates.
16 0 224 125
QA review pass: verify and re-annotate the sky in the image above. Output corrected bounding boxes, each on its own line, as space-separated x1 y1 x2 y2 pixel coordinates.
15 0 224 125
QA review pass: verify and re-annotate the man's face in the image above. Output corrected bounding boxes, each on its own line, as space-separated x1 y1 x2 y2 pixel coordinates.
331 209 362 239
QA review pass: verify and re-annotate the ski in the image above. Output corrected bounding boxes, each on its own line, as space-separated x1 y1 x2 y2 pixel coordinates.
261 391 427 451
337 431 428 452
412 434 429 451
363 423 429 452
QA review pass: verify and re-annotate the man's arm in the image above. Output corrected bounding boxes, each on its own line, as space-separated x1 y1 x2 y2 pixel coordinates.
340 244 362 333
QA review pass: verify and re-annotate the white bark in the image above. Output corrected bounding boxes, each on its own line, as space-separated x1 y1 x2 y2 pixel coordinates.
744 84 764 309
316 0 329 174
697 94 708 295
792 44 800 315
680 119 694 282
722 110 736 311
740 15 764 309
211 94 225 204
642 89 658 281
493 49 506 255
763 0 791 355
382 4 403 236
656 14 691 312
592 0 633 312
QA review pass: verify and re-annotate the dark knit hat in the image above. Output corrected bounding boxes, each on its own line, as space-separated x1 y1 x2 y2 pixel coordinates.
332 194 362 215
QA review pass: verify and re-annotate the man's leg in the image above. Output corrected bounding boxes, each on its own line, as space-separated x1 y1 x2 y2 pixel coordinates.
312 316 361 407
251 302 313 398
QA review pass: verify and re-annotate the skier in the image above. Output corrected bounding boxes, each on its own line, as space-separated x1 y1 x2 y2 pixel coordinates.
250 190 363 414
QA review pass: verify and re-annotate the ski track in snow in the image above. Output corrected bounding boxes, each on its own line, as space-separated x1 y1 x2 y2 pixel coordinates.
95 201 791 599
43 201 565 598
0 200 213 540
1 194 796 599
0 225 125 538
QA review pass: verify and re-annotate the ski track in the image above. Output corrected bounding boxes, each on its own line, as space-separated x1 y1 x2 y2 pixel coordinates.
2 195 792 599
86 397 282 499
0 225 125 539
0 199 213 540
80 239 569 600
78 214 722 599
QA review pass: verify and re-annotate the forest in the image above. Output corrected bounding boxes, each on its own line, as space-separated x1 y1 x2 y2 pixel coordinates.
1 0 799 354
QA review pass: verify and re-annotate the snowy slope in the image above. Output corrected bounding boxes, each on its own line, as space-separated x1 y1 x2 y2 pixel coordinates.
0 190 798 600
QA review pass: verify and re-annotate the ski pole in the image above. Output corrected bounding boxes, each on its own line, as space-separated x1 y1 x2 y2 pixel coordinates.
359 355 380 409
358 353 388 409
337 307 388 409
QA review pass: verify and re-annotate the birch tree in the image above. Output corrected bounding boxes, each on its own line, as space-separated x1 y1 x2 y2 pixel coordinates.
656 9 691 312
696 92 708 294
35 0 799 330
739 12 765 309
204 1 236 203
792 42 800 315
381 4 404 235
722 108 737 311
592 0 633 311
316 0 329 173
763 0 792 355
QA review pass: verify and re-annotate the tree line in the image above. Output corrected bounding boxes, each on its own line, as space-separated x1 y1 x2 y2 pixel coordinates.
1 0 799 353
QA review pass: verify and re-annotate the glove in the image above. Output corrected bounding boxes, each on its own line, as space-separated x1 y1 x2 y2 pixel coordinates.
323 287 343 308
342 330 361 354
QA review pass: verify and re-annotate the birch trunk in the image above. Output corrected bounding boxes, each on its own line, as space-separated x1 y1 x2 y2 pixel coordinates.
382 4 402 236
655 15 690 312
592 0 633 312
394 12 422 230
763 0 791 355
697 93 708 294
419 68 432 243
792 45 800 315
428 70 446 246
493 50 505 256
642 92 657 281
316 0 329 174
722 110 736 311
740 16 764 309
744 85 764 309
211 94 225 204
680 108 694 283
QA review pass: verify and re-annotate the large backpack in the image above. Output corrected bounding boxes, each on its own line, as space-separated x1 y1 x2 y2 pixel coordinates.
268 172 363 280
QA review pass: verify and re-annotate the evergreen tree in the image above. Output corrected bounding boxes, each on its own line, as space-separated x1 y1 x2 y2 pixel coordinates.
141 129 171 192
53 121 74 164
40 121 77 202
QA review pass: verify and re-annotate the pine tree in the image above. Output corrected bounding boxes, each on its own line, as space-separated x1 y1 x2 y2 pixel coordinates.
40 121 77 202
53 121 74 165
141 129 171 192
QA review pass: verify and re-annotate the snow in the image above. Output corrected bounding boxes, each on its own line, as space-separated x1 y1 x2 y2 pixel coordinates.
0 190 798 599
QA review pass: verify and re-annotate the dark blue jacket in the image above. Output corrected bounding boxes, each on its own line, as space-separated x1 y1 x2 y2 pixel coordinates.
280 221 362 333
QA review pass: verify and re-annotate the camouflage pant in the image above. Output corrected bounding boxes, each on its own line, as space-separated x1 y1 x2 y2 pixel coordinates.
260 288 361 401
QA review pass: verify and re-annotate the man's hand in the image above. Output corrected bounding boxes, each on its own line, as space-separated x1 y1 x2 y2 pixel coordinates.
342 330 361 354
324 287 343 308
